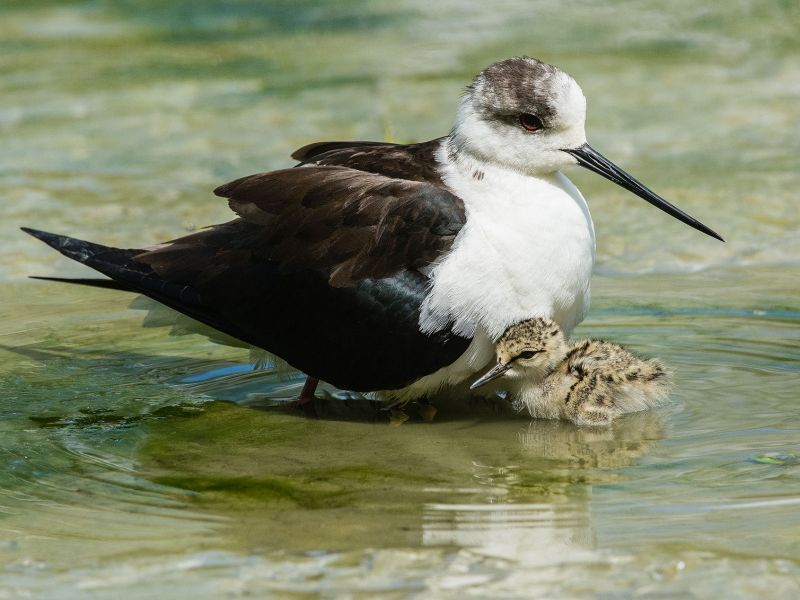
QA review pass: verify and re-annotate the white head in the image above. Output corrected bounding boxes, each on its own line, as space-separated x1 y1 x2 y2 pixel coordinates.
448 56 723 241
471 318 569 390
451 56 587 175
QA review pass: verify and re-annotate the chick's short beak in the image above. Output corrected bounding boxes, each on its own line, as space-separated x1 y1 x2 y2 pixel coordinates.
470 362 511 390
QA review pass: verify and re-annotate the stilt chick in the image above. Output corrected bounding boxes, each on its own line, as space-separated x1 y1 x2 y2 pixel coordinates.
471 318 671 426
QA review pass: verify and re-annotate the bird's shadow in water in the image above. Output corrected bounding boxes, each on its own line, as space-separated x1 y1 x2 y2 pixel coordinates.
1 331 521 424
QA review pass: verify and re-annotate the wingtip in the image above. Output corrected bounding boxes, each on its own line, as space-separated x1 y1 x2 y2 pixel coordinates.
290 140 327 161
213 178 245 198
28 275 65 284
212 183 230 198
28 275 132 291
214 173 260 199
21 226 60 246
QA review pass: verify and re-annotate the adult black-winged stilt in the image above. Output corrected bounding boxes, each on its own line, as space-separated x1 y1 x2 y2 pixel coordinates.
24 57 721 405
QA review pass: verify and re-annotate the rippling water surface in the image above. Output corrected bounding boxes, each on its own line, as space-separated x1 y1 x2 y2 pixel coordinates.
2 1 799 597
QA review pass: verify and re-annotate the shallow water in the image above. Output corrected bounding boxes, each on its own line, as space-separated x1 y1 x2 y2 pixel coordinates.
2 1 799 598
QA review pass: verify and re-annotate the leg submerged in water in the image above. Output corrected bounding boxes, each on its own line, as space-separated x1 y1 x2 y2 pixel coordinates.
294 376 319 419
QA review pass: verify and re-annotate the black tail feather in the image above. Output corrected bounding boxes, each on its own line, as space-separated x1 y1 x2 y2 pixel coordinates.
29 276 134 292
22 226 212 317
22 227 264 349
21 226 145 268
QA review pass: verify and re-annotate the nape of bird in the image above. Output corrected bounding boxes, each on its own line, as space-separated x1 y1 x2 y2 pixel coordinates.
471 318 671 426
24 56 716 409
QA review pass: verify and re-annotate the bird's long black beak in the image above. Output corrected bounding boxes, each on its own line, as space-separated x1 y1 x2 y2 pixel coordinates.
470 362 511 390
564 143 724 241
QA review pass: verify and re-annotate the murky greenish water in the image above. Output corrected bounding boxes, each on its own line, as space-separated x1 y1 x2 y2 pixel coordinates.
2 1 799 597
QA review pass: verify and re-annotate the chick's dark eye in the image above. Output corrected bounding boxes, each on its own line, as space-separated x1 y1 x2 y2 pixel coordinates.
519 113 543 132
518 350 539 360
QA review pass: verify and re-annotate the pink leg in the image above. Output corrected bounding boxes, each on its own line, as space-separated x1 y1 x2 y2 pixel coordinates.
296 376 319 419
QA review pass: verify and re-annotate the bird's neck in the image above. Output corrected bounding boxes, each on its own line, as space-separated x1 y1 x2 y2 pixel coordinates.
437 136 570 206
537 351 569 381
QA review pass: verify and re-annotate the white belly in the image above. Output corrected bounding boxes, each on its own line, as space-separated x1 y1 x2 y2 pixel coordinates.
386 160 596 401
421 166 595 339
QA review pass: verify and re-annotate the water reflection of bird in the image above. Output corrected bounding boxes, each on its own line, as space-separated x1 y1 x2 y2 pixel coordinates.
421 411 666 569
23 57 716 409
471 318 671 426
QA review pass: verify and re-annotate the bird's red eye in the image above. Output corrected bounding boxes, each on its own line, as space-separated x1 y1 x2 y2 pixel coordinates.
519 113 542 132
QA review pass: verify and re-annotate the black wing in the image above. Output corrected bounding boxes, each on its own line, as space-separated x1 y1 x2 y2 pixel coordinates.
291 140 398 162
291 138 446 185
179 165 463 287
23 166 469 391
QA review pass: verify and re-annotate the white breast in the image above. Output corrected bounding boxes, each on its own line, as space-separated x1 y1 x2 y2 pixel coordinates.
421 155 596 340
